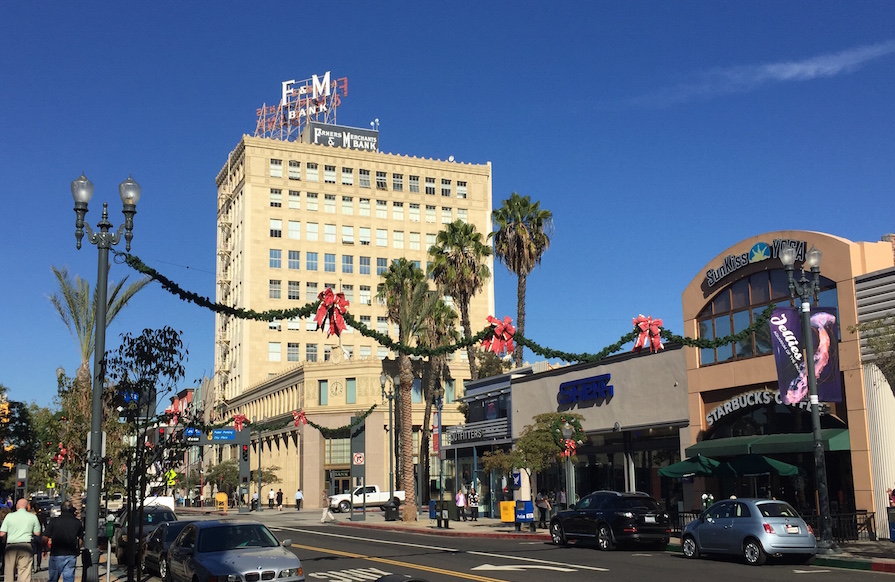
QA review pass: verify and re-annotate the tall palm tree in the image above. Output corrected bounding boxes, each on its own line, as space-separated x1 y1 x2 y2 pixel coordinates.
490 193 553 368
418 299 458 503
428 220 492 380
49 265 150 507
378 258 439 521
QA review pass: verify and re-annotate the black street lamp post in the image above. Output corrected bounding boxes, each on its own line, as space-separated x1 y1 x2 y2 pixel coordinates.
70 173 140 582
779 245 836 553
379 372 395 507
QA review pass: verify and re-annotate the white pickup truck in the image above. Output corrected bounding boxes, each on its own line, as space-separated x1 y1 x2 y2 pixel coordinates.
329 485 405 513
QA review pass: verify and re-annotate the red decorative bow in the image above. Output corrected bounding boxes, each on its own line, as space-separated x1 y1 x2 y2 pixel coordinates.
482 315 516 355
632 315 664 353
292 410 307 426
233 414 248 432
315 288 349 337
563 439 577 457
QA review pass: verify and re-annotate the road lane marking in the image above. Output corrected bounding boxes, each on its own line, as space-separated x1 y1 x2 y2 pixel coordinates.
468 551 609 572
307 567 393 581
291 543 506 582
794 570 832 574
472 564 576 572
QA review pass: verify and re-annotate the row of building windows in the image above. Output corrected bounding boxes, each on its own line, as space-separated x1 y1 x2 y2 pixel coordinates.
270 251 425 275
270 159 468 199
267 342 466 370
269 191 468 223
269 221 449 249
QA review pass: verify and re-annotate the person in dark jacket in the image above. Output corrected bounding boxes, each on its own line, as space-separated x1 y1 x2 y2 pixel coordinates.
43 501 83 582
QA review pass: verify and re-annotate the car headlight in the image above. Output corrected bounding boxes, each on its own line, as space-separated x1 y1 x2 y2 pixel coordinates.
279 568 303 578
226 575 242 582
616 511 634 518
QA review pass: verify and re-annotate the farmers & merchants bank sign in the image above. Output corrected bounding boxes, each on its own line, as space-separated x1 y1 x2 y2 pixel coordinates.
703 238 809 290
304 121 379 152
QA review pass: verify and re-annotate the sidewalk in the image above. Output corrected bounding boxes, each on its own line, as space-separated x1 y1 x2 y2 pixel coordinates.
178 506 895 573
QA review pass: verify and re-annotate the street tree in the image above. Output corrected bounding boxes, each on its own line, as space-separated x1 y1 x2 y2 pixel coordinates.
490 193 553 368
853 316 895 387
428 220 492 380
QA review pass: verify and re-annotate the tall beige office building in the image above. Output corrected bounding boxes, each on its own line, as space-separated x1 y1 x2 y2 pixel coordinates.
212 132 494 502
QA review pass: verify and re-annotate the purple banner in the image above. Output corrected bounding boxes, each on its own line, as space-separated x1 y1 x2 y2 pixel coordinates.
769 306 841 404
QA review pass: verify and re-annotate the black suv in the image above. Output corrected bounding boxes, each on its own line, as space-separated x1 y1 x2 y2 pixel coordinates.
550 491 670 550
111 506 177 563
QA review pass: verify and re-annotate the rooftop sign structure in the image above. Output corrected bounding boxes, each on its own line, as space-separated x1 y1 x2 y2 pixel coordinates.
254 71 348 141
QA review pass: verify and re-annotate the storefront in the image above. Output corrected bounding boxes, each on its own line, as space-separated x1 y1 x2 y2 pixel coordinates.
681 231 895 526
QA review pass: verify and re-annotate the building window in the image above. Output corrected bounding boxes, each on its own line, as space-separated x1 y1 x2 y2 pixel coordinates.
425 205 436 223
359 169 371 188
270 188 282 207
342 196 353 215
342 284 354 303
359 315 371 330
393 230 404 249
409 203 420 222
324 165 336 184
287 342 300 362
317 379 327 403
377 347 388 360
270 219 282 238
342 167 353 185
426 233 436 248
269 249 282 268
425 177 436 195
269 342 281 362
359 198 371 216
288 250 300 270
288 281 300 300
376 171 388 190
269 320 281 332
441 207 452 224
324 194 336 213
306 282 319 301
306 162 319 182
288 190 300 209
360 286 371 305
324 223 336 243
376 199 387 219
445 379 455 403
409 232 420 251
342 255 353 273
308 345 319 365
457 181 467 199
457 208 467 223
269 280 281 299
359 345 372 359
376 257 387 275
342 225 354 244
306 222 318 241
346 378 357 404
324 253 336 272
288 220 300 240
377 317 389 335
288 317 301 331
288 160 301 180
409 175 420 193
324 345 333 362
392 202 404 221
359 227 371 246
376 229 387 247
441 179 451 197
306 192 318 211
306 252 318 271
412 378 422 403
360 256 370 274
393 173 403 191
270 159 283 178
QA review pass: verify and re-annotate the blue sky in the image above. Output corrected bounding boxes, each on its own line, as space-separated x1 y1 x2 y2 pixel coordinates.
2 2 894 408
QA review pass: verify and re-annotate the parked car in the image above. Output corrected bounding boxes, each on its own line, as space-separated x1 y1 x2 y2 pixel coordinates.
33 498 60 527
329 485 405 513
681 498 817 566
111 505 178 564
168 520 304 582
141 520 192 579
549 490 670 550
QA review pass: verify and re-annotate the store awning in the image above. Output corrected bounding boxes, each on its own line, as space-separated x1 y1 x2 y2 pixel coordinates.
686 429 850 457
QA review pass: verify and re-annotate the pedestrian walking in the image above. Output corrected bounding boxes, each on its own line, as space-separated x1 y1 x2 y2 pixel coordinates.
276 489 284 511
468 489 479 521
455 488 467 522
43 501 83 582
295 488 303 510
1 498 42 582
320 490 336 523
268 488 275 509
535 490 551 529
28 501 43 573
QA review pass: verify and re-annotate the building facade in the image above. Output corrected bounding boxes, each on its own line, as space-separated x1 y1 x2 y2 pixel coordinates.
211 133 495 506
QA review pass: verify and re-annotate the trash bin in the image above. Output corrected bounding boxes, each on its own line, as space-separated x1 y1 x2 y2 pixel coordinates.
428 500 437 520
887 507 895 542
383 497 400 522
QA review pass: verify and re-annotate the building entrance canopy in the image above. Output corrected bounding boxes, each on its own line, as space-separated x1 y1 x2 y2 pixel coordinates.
685 428 849 457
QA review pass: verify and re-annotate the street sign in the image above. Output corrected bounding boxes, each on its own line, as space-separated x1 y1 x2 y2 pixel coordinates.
184 427 201 443
512 470 521 488
352 452 365 465
211 429 237 442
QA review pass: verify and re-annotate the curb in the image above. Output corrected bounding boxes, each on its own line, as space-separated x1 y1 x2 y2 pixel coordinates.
338 519 552 541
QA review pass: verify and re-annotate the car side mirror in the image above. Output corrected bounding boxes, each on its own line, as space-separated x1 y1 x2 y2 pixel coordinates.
281 539 292 547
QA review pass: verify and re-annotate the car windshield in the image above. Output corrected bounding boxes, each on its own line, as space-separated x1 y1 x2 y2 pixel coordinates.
143 510 175 526
165 522 190 542
757 502 800 518
197 525 280 553
622 497 661 511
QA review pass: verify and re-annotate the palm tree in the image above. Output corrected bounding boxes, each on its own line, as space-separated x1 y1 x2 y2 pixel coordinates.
490 193 553 368
418 299 459 503
428 220 492 380
49 265 150 507
378 258 439 521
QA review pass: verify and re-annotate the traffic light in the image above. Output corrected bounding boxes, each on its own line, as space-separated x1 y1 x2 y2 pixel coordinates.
16 480 24 488
241 445 249 462
158 427 166 445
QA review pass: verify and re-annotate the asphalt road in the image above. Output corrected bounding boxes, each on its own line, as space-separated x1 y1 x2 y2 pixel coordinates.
262 523 894 582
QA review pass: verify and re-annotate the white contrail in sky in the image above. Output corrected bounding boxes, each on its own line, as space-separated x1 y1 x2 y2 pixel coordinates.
629 40 895 108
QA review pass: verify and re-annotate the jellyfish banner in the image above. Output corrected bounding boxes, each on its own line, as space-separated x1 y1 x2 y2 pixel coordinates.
769 306 842 404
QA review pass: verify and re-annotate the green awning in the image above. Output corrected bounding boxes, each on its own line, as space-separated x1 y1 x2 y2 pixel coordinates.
749 428 850 454
685 435 763 457
686 429 850 457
